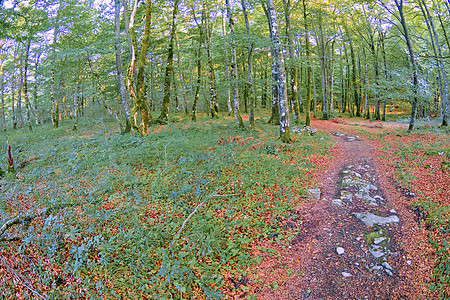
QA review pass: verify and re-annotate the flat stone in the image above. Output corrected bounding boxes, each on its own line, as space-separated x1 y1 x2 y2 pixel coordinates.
332 199 345 207
342 272 352 277
406 260 412 266
307 188 321 200
336 247 345 255
374 237 388 245
340 191 353 202
372 265 383 271
353 212 400 227
385 269 393 276
382 262 393 270
389 209 397 214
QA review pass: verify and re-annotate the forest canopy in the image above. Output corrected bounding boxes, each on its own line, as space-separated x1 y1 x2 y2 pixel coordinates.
0 0 449 135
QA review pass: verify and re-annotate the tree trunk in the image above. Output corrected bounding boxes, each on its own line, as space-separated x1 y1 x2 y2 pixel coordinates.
206 3 219 119
317 20 328 119
23 39 32 131
226 0 244 127
241 0 254 128
262 2 280 125
191 8 204 122
363 47 370 119
157 0 179 123
114 0 132 133
128 0 152 134
303 0 312 126
0 59 5 131
283 0 300 123
50 19 59 128
345 25 361 117
420 0 448 126
11 44 18 129
394 0 418 131
221 6 232 116
266 0 291 142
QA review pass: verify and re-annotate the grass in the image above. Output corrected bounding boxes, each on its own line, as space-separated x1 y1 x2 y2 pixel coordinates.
0 113 333 299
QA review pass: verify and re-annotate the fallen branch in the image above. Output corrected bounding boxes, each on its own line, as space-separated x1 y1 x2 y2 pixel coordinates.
0 207 50 239
170 184 231 248
0 257 47 300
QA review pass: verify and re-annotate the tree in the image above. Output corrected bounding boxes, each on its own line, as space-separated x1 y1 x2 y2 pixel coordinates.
226 0 244 128
266 0 291 142
127 0 152 134
114 0 132 133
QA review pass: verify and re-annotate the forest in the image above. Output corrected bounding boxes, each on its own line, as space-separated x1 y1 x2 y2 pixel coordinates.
0 0 449 298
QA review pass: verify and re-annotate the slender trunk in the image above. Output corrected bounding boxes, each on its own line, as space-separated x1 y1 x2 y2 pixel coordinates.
421 0 448 126
394 0 418 131
50 21 59 128
241 0 254 128
318 21 328 120
122 0 133 56
11 44 18 129
23 39 32 131
303 0 312 126
345 25 361 117
87 55 123 132
174 31 188 115
33 51 41 125
17 56 23 128
283 0 300 123
266 0 291 142
191 8 204 122
363 47 370 119
206 4 219 119
226 0 244 127
312 65 317 117
114 0 132 133
158 0 179 123
221 6 232 116
0 60 5 131
329 39 336 115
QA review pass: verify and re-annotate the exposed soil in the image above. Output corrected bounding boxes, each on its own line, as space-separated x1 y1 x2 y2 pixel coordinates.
251 120 435 300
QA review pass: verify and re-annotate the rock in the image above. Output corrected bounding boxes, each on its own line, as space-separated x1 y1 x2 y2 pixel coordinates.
369 245 387 258
372 265 383 271
385 269 393 276
353 212 400 227
356 237 362 241
374 237 388 245
336 247 345 255
340 190 353 202
342 272 352 277
406 260 412 266
307 188 321 200
382 262 393 270
389 209 396 214
332 199 345 207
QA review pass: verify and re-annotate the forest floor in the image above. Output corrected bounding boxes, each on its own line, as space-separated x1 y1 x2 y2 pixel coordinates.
233 119 448 300
0 114 448 299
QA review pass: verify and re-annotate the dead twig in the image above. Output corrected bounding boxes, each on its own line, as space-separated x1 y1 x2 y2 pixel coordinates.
0 257 47 300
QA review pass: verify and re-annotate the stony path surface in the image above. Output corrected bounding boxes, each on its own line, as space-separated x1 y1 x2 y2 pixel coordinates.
256 121 435 300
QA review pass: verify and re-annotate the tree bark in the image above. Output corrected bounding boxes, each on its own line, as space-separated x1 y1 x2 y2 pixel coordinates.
226 0 244 127
266 0 291 142
282 0 300 123
114 0 132 133
393 0 419 131
420 0 448 126
23 38 32 131
157 0 179 123
191 8 204 122
262 1 280 125
303 0 312 126
206 2 219 119
128 0 152 134
0 58 5 131
241 0 254 128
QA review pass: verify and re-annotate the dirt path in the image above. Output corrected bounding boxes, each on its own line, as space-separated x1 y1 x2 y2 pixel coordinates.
256 120 433 299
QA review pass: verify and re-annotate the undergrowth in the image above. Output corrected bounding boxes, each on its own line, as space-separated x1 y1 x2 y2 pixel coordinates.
375 126 450 298
0 114 333 299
